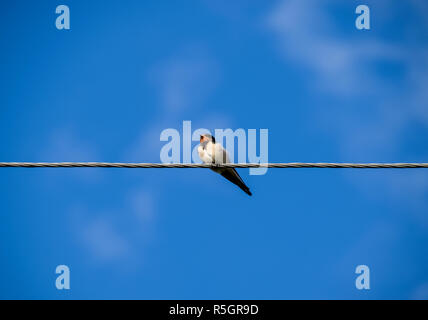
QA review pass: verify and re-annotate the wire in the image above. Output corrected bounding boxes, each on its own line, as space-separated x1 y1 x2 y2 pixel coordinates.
0 162 427 168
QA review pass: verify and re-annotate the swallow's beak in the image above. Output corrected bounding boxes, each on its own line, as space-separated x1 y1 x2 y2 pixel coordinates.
200 135 203 143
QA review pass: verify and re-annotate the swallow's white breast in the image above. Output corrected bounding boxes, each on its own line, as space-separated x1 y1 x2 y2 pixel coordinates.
198 144 213 164
198 142 230 164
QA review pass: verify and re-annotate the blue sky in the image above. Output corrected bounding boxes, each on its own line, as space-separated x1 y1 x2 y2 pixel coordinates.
1 0 427 299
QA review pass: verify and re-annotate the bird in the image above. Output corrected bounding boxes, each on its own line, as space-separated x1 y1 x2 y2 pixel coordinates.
198 133 252 196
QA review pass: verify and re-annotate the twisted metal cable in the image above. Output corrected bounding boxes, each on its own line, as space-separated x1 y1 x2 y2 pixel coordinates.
0 162 427 168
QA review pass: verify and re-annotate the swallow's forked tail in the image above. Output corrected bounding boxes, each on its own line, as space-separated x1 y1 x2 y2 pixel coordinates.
220 169 252 196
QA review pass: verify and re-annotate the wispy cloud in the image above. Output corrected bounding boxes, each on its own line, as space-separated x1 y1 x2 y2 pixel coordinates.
41 127 98 162
80 217 132 262
148 50 220 113
265 0 414 97
265 0 428 226
128 188 155 226
127 47 233 164
411 282 428 300
40 127 102 182
69 186 157 266
265 0 428 127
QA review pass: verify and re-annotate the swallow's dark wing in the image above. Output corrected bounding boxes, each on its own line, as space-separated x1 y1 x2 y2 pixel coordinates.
219 168 252 196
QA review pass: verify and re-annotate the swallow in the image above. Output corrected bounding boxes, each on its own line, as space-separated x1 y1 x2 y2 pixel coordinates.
198 134 252 196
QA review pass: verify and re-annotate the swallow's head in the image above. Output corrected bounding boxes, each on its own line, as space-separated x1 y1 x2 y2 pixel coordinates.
200 134 215 144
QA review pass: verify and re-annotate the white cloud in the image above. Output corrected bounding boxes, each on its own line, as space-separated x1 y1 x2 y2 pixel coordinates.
69 187 158 266
129 188 155 225
148 51 220 113
80 217 132 262
42 127 97 162
333 221 400 283
265 0 410 97
265 0 428 226
68 205 133 263
265 0 428 148
127 48 233 164
411 282 428 300
265 0 428 125
40 127 102 182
